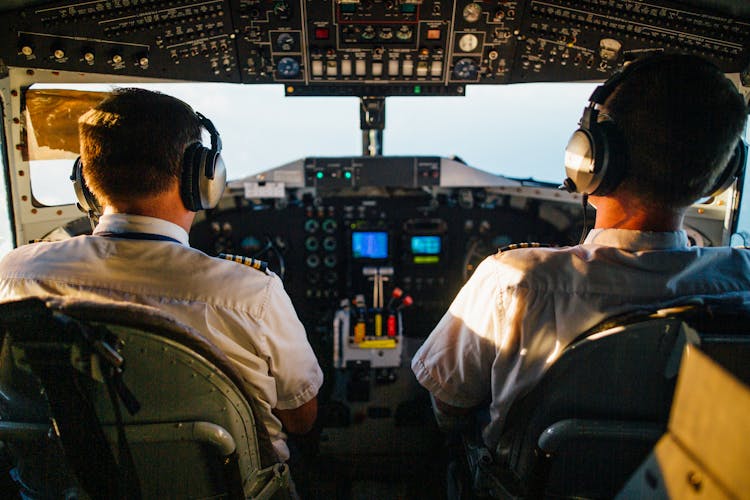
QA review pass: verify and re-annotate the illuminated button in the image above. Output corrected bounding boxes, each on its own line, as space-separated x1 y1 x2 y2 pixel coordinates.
388 59 399 76
416 61 429 76
344 171 352 179
316 171 324 179
402 59 414 76
426 29 441 40
315 27 330 40
430 60 442 76
397 26 413 40
355 59 366 76
371 61 383 76
312 60 324 76
341 59 352 75
326 60 337 76
362 26 376 40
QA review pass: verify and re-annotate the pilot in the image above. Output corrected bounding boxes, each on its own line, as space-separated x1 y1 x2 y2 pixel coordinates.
0 88 323 463
411 53 750 449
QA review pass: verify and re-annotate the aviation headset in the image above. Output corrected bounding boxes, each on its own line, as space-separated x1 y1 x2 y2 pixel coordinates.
71 111 227 217
563 55 748 198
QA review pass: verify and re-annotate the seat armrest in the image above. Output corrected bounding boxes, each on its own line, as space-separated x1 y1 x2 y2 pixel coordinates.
538 419 664 454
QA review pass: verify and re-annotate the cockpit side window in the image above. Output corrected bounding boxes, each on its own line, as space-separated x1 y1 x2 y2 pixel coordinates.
1 95 13 255
733 122 750 245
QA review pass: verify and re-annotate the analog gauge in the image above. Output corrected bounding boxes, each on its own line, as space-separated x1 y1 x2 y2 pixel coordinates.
463 3 482 23
276 33 295 51
598 38 622 62
453 58 479 80
277 57 300 78
458 33 479 52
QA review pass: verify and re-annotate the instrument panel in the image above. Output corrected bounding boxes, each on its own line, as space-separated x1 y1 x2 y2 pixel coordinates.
1 0 748 95
189 157 586 403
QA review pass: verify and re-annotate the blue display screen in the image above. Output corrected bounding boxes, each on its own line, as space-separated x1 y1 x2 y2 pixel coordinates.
352 232 388 259
411 235 441 255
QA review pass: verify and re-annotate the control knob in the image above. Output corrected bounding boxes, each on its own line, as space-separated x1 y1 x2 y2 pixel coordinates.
453 58 479 80
277 57 300 78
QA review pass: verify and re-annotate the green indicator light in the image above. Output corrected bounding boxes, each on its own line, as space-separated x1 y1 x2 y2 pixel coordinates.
414 85 422 94
316 171 324 179
344 171 352 179
414 255 440 264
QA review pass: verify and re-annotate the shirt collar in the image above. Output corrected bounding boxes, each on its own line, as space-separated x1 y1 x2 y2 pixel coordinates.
583 228 690 251
93 213 190 246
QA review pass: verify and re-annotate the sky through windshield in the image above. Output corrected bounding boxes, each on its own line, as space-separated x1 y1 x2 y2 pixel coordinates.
2 82 749 254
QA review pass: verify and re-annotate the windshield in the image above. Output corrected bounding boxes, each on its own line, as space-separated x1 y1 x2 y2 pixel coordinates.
25 82 597 204
7 82 750 246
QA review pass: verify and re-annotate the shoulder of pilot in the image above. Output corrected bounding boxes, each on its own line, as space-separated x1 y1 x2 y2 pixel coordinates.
1 237 75 262
489 242 576 271
492 242 565 261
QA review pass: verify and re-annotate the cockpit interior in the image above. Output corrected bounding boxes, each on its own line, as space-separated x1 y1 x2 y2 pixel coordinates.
0 0 749 498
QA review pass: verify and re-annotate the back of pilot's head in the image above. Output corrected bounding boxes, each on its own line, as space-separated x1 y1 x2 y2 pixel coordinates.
78 87 201 205
603 53 747 207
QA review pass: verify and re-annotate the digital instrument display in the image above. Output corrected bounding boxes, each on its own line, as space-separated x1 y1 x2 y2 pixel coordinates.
352 231 388 259
411 236 441 255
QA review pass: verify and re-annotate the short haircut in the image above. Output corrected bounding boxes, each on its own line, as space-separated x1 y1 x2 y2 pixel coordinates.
604 53 748 208
78 88 202 205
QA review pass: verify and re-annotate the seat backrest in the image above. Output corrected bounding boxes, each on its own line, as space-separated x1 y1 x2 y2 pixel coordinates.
494 303 750 499
0 296 285 499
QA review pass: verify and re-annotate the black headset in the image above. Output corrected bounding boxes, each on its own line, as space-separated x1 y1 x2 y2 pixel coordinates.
563 56 748 198
71 111 227 217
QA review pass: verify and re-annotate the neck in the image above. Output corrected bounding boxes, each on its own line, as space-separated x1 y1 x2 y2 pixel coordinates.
589 194 685 232
102 184 195 233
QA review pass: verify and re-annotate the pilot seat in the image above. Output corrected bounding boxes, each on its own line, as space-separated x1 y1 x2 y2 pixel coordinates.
448 302 750 499
0 296 292 499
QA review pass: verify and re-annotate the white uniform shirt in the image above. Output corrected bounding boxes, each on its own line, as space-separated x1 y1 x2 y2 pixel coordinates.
412 228 750 450
0 214 323 461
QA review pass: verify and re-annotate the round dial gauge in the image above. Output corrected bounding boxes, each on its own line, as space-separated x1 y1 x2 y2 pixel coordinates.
276 33 295 51
459 33 479 52
277 57 300 78
463 3 482 23
453 58 479 80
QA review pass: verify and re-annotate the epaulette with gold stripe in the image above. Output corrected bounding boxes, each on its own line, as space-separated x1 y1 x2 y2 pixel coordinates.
218 253 269 273
498 242 552 253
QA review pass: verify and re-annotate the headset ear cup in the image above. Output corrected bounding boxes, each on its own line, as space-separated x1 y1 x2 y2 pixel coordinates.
564 128 598 194
592 120 627 196
70 157 102 216
199 154 227 210
181 143 203 211
182 113 226 211
703 139 747 198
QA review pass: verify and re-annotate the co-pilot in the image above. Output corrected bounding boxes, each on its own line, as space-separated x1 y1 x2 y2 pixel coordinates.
412 53 750 448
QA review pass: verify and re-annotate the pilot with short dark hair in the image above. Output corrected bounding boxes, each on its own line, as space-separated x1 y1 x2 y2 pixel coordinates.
411 53 750 450
0 88 322 462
